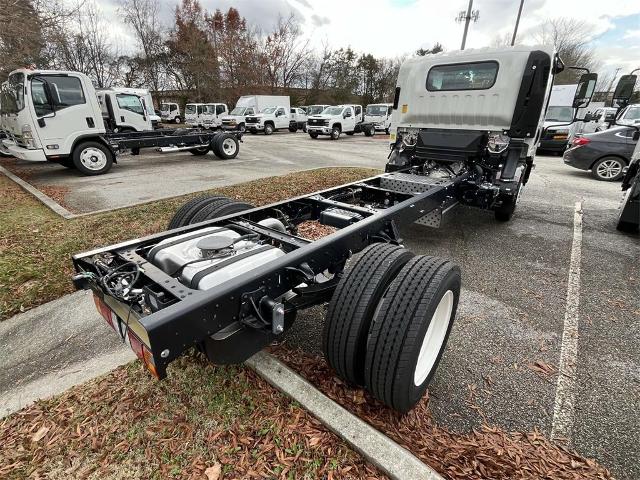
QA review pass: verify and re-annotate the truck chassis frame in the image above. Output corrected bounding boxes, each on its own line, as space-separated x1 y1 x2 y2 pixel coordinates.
72 168 467 379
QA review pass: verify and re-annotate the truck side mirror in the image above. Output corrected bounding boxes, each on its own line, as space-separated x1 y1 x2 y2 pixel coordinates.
605 113 616 122
582 113 593 123
612 75 637 108
633 130 640 141
573 73 597 108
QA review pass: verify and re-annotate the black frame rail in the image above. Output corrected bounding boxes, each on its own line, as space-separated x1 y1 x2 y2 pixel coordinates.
72 170 467 377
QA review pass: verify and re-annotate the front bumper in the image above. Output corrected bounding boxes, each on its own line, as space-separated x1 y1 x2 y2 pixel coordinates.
1 140 47 161
247 123 264 131
307 126 331 135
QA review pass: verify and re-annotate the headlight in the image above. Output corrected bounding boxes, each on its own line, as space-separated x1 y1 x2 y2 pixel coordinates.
487 133 510 154
21 124 37 149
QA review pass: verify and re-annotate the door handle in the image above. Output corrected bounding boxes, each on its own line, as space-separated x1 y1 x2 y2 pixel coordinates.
120 116 125 122
86 117 95 128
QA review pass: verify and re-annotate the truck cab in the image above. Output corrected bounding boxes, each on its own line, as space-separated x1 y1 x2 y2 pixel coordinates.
365 103 393 133
96 89 153 132
387 46 596 221
245 106 290 135
289 107 308 132
200 103 228 130
160 102 181 124
306 104 331 116
221 105 256 132
0 69 107 162
184 103 205 127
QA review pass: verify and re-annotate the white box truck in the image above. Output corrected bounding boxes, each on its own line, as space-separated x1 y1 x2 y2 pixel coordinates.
222 95 290 134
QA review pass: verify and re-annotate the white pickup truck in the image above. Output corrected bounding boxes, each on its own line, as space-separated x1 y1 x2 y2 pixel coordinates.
289 107 308 132
364 103 393 133
306 104 376 140
245 106 291 135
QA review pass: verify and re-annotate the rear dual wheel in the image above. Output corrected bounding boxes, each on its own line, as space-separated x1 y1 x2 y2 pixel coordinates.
167 195 254 229
188 134 239 160
323 243 460 412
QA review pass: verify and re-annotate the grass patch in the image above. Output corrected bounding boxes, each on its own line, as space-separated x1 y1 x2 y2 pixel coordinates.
0 167 378 320
0 355 383 479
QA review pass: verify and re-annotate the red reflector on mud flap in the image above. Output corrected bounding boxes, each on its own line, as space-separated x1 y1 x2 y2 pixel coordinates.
127 330 159 379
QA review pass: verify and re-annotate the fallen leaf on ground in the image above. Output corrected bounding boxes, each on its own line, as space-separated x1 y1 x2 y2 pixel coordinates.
204 462 221 480
31 426 49 442
528 360 556 377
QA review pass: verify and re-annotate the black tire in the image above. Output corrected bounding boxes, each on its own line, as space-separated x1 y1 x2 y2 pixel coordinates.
302 124 307 133
289 126 297 133
189 197 254 224
238 123 246 133
364 256 460 412
189 146 210 156
385 128 390 135
591 156 626 181
167 195 225 229
364 126 374 137
174 117 181 124
330 127 341 140
58 158 75 169
323 244 414 386
72 141 114 175
309 132 318 139
264 123 274 135
213 134 239 160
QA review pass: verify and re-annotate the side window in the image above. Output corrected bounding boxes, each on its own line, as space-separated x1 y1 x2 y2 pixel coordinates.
354 106 362 116
216 104 225 115
388 106 393 115
116 94 145 115
344 108 352 117
31 75 85 117
277 108 286 116
170 104 177 112
290 108 295 114
197 105 204 115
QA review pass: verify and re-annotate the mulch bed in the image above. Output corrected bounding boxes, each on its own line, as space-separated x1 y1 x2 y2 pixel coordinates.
271 346 613 480
0 356 385 480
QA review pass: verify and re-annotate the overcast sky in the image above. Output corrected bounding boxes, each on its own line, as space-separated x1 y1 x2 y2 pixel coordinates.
98 0 640 76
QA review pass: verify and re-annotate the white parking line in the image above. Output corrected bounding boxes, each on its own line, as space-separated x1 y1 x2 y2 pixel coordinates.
551 201 583 442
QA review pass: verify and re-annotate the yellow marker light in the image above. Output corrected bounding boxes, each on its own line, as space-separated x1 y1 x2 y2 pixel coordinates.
390 133 396 141
401 104 408 113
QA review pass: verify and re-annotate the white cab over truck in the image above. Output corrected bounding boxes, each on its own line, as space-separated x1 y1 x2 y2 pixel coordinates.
160 102 181 124
307 104 376 140
201 103 229 129
222 95 290 133
365 103 393 133
96 88 153 132
109 87 160 128
0 69 244 175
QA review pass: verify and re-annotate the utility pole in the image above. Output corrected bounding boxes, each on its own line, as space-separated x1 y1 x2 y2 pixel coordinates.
455 0 479 50
511 0 525 46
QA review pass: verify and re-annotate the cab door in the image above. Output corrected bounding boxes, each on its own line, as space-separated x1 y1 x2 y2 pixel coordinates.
114 93 149 131
275 107 288 128
29 74 100 155
343 107 356 131
215 104 227 126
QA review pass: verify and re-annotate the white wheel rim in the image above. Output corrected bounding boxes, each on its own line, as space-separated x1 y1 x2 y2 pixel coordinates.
222 138 237 155
79 147 107 171
597 159 622 179
413 290 454 386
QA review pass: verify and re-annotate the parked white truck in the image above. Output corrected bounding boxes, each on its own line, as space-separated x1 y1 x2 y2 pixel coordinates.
223 95 291 134
0 69 243 175
538 84 579 153
108 87 160 128
305 104 331 116
289 107 308 132
96 88 153 132
306 104 376 140
184 103 228 129
364 103 393 133
160 102 181 124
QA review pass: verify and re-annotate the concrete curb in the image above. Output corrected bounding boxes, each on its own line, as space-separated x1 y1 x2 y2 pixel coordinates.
246 351 443 480
0 165 75 218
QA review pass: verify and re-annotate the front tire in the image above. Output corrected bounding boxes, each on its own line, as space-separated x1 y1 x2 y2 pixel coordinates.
174 117 181 124
591 156 625 181
364 256 460 412
264 124 274 135
330 127 341 140
72 141 114 175
309 132 318 139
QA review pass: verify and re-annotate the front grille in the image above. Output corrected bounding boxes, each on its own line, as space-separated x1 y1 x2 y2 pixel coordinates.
308 118 328 126
246 117 259 124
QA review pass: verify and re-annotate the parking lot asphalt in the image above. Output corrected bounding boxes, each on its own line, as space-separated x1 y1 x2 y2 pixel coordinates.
1 134 638 478
285 154 640 479
0 132 391 213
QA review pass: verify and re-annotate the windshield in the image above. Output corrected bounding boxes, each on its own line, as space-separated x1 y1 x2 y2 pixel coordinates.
160 103 170 112
185 104 196 115
622 106 640 121
545 106 573 122
230 107 246 115
323 107 344 116
308 105 326 115
366 105 388 115
204 105 217 114
4 73 24 113
261 107 277 114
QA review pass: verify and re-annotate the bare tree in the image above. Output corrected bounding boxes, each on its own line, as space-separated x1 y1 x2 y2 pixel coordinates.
119 0 167 91
533 18 599 84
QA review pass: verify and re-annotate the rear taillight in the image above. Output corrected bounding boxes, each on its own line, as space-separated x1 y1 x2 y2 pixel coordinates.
572 137 590 146
129 332 159 378
93 294 116 331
